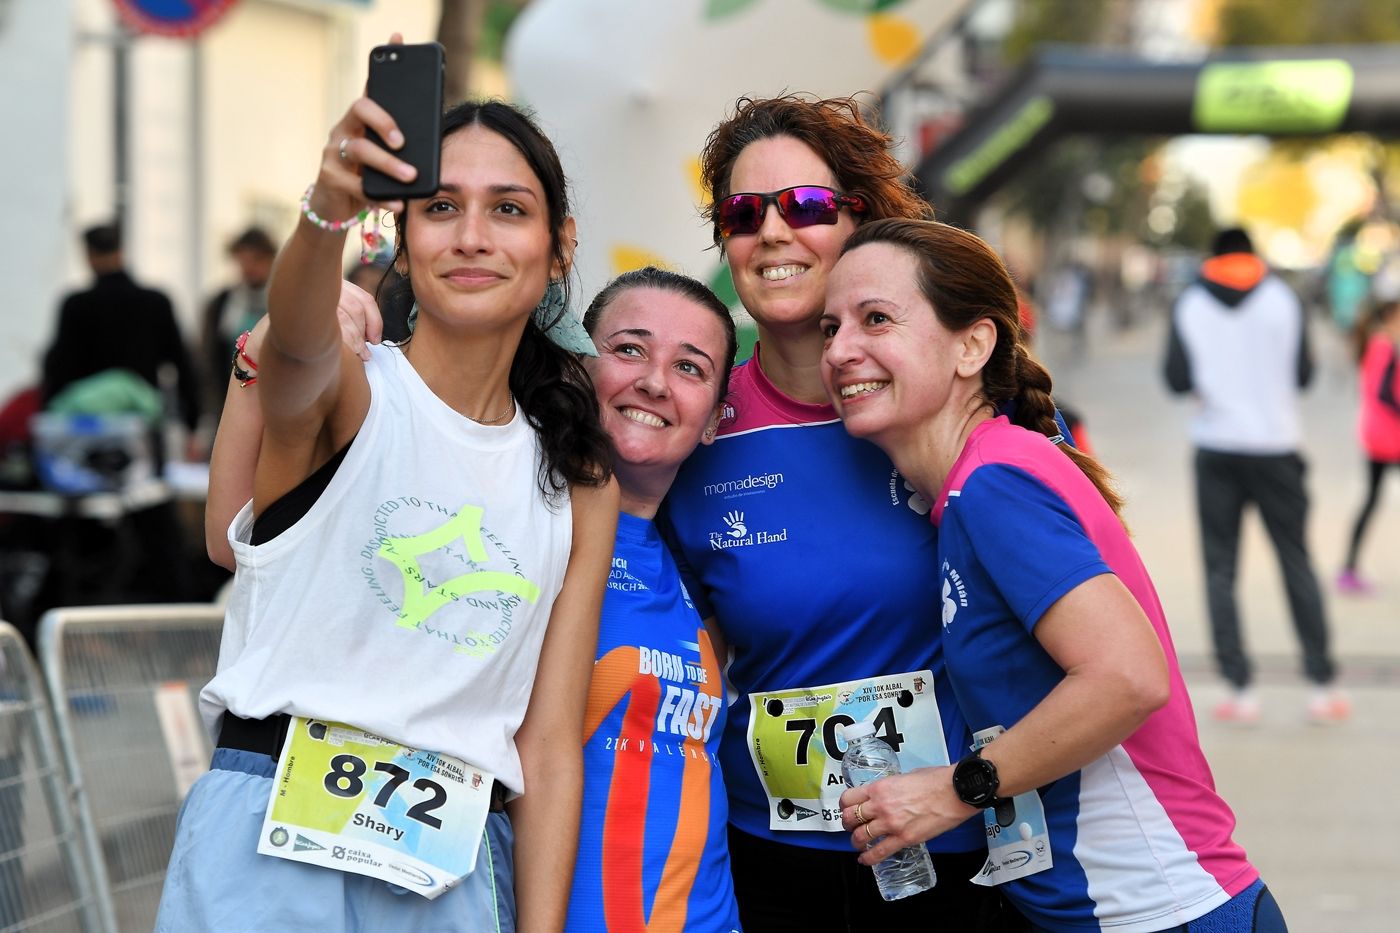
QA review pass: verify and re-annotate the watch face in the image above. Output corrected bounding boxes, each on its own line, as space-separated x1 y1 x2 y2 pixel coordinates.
961 767 993 796
955 755 999 805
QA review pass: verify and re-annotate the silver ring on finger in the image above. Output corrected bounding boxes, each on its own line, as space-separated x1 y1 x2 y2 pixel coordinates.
339 137 352 161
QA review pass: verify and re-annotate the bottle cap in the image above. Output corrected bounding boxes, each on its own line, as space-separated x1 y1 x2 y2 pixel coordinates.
844 721 876 740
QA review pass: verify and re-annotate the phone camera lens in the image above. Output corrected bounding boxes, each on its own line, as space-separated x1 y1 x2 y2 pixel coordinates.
372 50 386 63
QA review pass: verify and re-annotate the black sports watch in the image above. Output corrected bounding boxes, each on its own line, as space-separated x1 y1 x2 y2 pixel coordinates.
952 748 1002 809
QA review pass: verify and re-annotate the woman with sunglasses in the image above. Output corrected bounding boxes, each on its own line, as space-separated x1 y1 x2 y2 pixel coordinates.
660 96 1022 930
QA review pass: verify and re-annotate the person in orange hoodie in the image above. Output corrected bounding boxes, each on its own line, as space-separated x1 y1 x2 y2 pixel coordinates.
1164 228 1346 725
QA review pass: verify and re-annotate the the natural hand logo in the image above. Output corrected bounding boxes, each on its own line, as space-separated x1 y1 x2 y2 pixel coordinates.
941 577 957 629
723 510 747 538
379 504 540 639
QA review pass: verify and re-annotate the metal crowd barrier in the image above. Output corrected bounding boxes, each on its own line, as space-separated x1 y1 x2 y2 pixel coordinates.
39 606 223 933
0 621 97 933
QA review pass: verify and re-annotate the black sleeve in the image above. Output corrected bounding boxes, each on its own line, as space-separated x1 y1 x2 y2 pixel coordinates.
1164 304 1193 394
41 297 81 402
1296 309 1316 389
1379 344 1400 418
154 292 203 430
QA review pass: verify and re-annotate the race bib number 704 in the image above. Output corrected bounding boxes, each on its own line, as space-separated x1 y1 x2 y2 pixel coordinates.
746 671 947 832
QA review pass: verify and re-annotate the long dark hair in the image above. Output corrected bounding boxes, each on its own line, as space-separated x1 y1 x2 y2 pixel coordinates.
388 100 612 496
843 219 1124 515
582 267 738 402
699 95 933 250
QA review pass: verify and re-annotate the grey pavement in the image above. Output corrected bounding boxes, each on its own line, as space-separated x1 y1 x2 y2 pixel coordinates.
1039 304 1400 933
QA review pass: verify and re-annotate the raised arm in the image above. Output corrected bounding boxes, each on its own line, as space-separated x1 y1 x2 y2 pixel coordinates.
254 95 413 508
508 477 619 933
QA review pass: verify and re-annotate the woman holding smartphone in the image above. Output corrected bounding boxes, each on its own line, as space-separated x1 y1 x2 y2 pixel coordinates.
204 266 745 931
157 83 618 933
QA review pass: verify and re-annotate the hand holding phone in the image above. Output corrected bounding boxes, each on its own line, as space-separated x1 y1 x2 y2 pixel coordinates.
362 42 445 202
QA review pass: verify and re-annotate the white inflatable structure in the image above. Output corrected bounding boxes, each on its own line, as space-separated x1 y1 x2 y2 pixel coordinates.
506 0 967 312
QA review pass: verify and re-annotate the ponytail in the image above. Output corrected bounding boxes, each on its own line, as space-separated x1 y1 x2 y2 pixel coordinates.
1009 350 1124 516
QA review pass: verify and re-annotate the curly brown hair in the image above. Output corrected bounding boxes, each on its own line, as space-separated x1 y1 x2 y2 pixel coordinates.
699 95 933 250
842 218 1125 517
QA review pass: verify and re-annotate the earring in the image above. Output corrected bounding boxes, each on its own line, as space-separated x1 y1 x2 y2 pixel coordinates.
406 301 419 334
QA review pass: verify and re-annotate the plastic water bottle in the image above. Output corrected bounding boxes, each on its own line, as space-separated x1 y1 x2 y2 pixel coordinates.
841 721 937 901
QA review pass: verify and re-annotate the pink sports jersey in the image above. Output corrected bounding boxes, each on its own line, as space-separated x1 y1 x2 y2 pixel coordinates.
934 417 1257 931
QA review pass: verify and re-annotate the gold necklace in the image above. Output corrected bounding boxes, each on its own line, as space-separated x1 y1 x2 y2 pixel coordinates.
468 396 515 425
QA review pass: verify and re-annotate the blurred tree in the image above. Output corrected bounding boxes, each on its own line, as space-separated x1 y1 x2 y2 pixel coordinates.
438 0 485 102
438 0 528 100
1214 0 1400 45
1212 0 1400 225
995 1 1164 251
1002 0 1120 63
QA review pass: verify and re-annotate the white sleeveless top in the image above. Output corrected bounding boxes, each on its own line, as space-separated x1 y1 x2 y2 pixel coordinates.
201 343 573 793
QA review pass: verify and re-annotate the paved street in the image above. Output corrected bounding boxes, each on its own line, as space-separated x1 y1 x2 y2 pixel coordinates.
1039 303 1400 933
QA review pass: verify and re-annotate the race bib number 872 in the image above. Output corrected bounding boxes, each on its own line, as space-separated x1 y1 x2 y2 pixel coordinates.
746 671 946 831
257 718 494 899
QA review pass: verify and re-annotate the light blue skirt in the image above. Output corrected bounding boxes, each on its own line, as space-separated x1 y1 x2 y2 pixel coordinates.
156 748 515 933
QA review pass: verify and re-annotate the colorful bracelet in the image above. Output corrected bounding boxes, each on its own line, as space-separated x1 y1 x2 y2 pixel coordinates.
232 330 259 388
300 184 370 233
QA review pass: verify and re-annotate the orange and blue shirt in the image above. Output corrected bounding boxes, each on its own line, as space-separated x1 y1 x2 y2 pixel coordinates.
567 513 740 932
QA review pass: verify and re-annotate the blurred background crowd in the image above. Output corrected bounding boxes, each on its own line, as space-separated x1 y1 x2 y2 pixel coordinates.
5 0 1400 646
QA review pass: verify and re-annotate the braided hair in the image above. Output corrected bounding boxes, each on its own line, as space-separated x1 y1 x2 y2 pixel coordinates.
842 218 1124 516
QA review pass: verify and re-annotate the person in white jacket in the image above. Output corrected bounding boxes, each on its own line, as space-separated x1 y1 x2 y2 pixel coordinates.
1164 227 1346 725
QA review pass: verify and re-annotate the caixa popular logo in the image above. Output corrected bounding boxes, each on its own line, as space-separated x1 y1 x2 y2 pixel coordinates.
1000 850 1033 870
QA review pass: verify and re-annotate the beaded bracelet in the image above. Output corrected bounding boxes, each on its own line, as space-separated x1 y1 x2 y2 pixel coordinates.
232 330 259 388
299 184 370 233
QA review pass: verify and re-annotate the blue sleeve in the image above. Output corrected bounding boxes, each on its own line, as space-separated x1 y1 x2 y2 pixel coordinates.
957 464 1110 632
655 506 714 620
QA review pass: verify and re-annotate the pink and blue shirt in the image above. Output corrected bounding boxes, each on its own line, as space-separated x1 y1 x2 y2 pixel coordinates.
934 417 1258 931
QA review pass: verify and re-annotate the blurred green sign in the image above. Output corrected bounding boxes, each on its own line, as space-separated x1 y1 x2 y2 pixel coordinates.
1193 60 1353 134
943 95 1054 197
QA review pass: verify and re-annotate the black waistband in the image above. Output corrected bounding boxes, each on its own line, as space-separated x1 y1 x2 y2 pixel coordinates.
217 713 507 811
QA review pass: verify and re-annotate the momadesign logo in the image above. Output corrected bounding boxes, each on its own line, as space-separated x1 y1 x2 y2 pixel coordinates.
708 509 789 551
702 471 785 499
